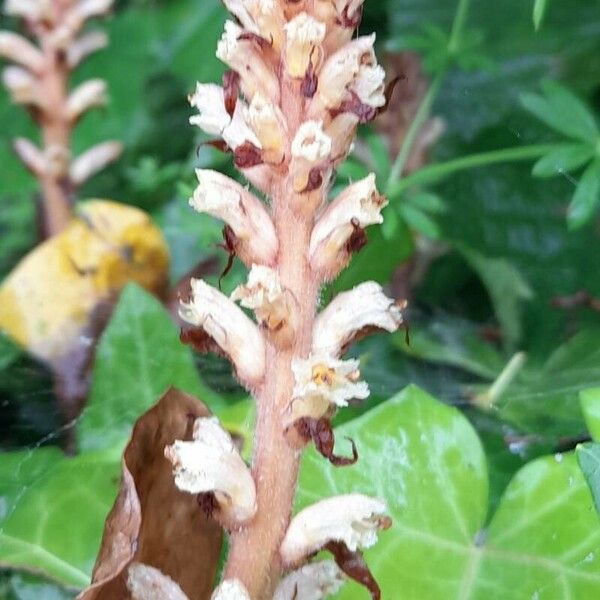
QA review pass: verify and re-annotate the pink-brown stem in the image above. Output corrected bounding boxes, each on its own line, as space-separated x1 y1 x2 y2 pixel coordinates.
224 80 320 598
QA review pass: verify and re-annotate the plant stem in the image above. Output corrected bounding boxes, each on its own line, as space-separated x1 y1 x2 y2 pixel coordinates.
223 82 318 599
387 144 557 198
386 0 472 189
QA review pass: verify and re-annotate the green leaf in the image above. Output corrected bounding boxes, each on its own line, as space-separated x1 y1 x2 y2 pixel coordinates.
8 571 73 599
297 386 600 599
77 284 223 452
577 443 600 517
521 83 599 143
392 312 505 379
532 144 594 178
399 203 441 238
459 247 533 349
580 388 600 442
0 448 120 588
533 0 549 30
568 160 600 229
0 333 21 372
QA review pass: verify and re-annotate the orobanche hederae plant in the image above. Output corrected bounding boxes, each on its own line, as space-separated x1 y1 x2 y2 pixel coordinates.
110 1 402 598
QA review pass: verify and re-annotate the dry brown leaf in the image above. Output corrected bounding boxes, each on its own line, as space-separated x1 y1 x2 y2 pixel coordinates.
78 388 222 600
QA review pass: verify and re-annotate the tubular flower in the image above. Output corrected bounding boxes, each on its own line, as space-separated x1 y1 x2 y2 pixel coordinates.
313 281 405 357
315 35 378 110
2 66 43 108
189 169 278 266
0 32 44 73
179 279 266 386
223 0 285 50
231 265 295 335
66 79 107 121
283 12 327 78
127 564 189 600
216 20 279 102
291 120 333 193
273 561 346 600
165 416 257 527
291 353 369 416
244 93 286 161
211 579 251 600
280 494 391 566
309 173 387 279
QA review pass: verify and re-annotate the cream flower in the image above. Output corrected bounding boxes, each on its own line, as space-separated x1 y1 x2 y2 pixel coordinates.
231 265 290 331
224 102 263 150
280 495 391 566
223 0 284 48
165 416 257 525
179 279 266 385
2 66 43 108
273 561 346 600
189 169 277 266
335 0 365 19
211 580 251 600
216 20 279 102
291 121 332 163
127 564 189 600
12 138 46 177
244 92 285 153
189 83 232 136
70 141 122 186
0 32 45 73
291 353 369 409
4 0 52 22
66 79 107 121
352 64 386 108
309 173 387 275
67 30 108 68
283 12 326 78
313 282 404 356
317 35 377 109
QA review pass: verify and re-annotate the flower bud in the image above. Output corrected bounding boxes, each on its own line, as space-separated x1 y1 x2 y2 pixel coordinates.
66 79 107 122
274 561 346 600
216 20 279 102
12 138 47 176
291 120 332 193
67 31 109 68
309 174 387 279
179 279 266 386
189 169 278 266
211 579 251 600
283 12 326 79
127 564 189 600
165 416 257 527
0 32 45 73
70 141 122 186
313 282 404 357
2 66 43 108
280 494 391 566
231 265 296 337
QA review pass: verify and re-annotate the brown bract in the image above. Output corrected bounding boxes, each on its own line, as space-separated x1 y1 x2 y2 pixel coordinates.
77 388 222 600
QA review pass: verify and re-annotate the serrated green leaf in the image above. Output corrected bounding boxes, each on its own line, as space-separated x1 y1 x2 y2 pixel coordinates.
0 448 120 588
77 284 223 452
297 386 600 599
568 160 600 229
580 388 600 443
532 144 594 178
533 0 549 30
577 443 600 517
521 83 599 143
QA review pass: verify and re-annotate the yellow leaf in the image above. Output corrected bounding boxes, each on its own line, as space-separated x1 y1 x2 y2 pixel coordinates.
0 200 169 363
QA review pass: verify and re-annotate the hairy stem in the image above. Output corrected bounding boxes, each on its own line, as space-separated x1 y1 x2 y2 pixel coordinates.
224 84 319 598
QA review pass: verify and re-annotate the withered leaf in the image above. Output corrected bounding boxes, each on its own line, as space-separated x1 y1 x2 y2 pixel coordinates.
77 388 222 600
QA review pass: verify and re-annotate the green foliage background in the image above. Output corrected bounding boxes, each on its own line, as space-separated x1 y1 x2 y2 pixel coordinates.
1 0 600 598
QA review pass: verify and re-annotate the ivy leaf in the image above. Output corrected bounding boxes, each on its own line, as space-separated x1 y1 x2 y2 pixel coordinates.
76 283 224 452
0 448 121 588
577 443 600 517
533 0 549 30
532 143 594 178
567 159 600 230
521 82 599 143
297 386 600 599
